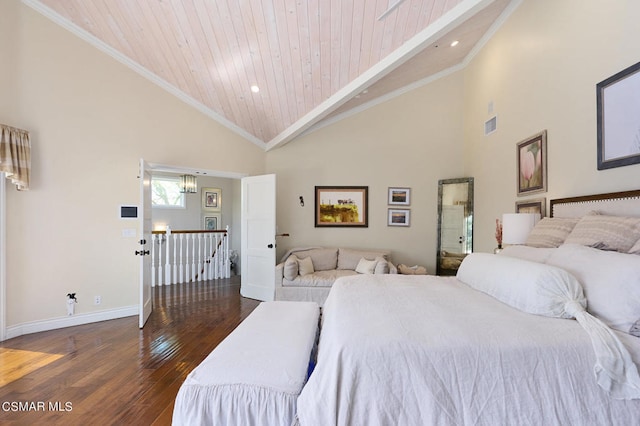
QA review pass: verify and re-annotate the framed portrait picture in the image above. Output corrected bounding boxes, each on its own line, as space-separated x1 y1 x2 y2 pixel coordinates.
388 187 411 205
315 186 368 227
203 214 221 230
517 130 547 196
596 60 640 170
202 187 222 211
388 209 410 227
515 198 546 218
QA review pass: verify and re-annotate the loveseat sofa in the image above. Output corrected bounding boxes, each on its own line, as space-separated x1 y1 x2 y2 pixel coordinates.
274 247 396 306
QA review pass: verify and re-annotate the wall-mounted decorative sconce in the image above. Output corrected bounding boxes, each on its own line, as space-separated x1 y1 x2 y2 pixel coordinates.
299 196 305 206
179 174 197 193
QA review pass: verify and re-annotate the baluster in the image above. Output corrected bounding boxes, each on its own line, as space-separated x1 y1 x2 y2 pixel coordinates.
202 234 211 281
151 234 157 287
171 234 178 284
210 233 215 279
157 234 164 286
184 234 190 283
197 233 203 282
222 225 231 278
165 227 171 285
178 233 184 284
191 234 197 282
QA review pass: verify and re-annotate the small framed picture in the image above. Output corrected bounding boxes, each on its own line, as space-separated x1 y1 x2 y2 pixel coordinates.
517 130 547 196
203 214 221 230
515 198 546 217
388 187 411 205
388 209 410 227
202 187 222 211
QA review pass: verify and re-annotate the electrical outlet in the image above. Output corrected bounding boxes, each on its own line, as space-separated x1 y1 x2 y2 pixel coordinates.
94 295 101 305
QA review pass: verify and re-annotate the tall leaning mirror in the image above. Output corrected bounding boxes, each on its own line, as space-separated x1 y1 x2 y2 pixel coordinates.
436 177 474 276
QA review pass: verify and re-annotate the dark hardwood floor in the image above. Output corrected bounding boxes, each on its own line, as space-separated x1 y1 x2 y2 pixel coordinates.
0 276 259 425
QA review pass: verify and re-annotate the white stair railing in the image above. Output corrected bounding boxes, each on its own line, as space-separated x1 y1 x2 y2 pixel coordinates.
150 226 230 286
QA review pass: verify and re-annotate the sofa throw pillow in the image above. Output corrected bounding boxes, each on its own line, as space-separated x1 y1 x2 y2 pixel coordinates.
355 258 377 274
338 248 389 270
297 248 338 271
525 217 579 248
374 256 390 274
298 256 315 276
629 238 640 255
284 255 299 280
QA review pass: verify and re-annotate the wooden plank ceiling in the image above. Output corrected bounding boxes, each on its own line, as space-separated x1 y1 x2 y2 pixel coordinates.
30 0 512 149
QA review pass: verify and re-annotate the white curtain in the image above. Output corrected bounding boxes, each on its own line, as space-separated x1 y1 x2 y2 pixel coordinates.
0 124 31 190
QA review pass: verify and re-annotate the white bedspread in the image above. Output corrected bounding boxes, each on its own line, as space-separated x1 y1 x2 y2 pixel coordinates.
296 275 640 426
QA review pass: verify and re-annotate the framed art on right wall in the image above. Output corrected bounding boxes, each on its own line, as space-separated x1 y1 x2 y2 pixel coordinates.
596 60 640 170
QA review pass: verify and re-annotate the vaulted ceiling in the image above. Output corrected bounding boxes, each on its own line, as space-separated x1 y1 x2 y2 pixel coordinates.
25 0 514 150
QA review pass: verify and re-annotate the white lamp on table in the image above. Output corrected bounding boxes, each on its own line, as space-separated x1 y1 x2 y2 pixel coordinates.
502 213 540 245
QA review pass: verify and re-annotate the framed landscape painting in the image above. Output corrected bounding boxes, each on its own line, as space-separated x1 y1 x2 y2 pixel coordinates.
315 186 368 227
388 187 411 205
388 209 410 227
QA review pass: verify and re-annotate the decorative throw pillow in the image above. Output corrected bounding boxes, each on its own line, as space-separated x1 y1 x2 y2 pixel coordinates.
629 238 640 255
297 256 315 276
564 214 640 252
355 258 377 274
374 256 390 274
284 255 299 280
525 217 579 248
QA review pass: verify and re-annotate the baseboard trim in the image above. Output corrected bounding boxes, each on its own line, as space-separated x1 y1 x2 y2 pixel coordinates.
4 306 138 341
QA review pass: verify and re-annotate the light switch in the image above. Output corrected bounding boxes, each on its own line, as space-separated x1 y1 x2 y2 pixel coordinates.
122 228 137 238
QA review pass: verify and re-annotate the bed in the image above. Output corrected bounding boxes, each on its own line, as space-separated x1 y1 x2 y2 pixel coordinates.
296 190 640 426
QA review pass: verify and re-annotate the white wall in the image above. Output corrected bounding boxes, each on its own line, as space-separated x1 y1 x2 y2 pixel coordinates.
266 71 465 272
463 0 640 253
0 0 263 330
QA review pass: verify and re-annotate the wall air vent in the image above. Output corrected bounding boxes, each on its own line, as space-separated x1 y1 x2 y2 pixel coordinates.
484 115 497 136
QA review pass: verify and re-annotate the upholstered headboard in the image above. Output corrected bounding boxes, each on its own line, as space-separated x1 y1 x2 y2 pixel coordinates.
550 190 640 218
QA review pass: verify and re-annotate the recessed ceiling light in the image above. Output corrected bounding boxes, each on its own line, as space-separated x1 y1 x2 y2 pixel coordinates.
450 40 459 47
250 85 260 93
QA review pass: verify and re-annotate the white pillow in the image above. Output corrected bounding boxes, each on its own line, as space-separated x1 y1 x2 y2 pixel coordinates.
283 255 299 280
498 245 556 264
374 256 390 274
456 253 584 318
457 252 640 399
355 258 377 274
297 256 315 276
546 244 640 336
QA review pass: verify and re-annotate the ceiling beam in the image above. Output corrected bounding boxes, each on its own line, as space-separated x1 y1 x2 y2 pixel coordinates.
265 0 495 151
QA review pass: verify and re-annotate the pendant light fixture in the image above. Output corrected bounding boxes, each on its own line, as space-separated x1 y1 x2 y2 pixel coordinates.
179 174 197 193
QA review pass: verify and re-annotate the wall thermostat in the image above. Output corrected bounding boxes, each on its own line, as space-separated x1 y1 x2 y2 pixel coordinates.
119 205 138 219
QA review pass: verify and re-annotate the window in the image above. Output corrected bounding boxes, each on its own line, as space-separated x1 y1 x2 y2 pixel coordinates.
152 176 185 208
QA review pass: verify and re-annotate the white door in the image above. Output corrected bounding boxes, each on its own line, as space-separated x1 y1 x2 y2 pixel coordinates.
139 159 153 328
241 174 276 301
441 205 465 253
